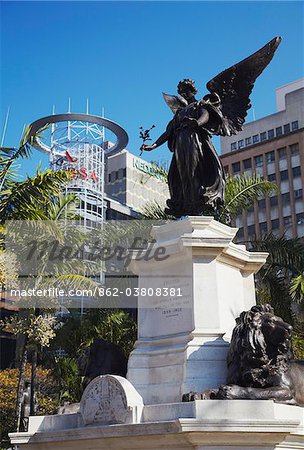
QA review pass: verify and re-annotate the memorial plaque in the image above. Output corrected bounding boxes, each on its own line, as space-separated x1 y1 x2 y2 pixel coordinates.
138 253 194 338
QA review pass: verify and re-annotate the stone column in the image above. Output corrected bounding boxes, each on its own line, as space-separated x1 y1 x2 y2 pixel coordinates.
127 217 268 405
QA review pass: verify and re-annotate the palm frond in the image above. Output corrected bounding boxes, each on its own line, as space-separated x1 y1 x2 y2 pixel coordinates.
220 174 278 222
47 194 80 220
251 233 304 274
258 270 294 323
141 201 172 220
53 274 99 292
0 170 71 221
290 273 304 304
0 124 50 191
0 144 32 192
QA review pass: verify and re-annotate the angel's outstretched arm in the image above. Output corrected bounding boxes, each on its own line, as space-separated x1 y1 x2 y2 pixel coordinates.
141 129 169 152
154 130 169 147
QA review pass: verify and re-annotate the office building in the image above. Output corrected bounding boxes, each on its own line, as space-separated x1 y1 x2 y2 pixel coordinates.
220 79 304 240
105 148 169 216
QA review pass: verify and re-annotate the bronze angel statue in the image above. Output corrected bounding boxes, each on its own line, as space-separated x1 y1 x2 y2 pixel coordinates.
141 37 282 218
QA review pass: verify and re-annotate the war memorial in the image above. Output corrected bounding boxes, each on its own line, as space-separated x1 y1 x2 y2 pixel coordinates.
10 37 304 450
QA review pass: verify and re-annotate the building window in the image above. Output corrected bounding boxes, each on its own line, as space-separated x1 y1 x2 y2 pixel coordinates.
268 173 276 182
297 212 304 225
232 162 240 174
255 155 263 167
243 158 252 170
292 166 301 178
270 196 278 207
278 147 286 159
280 170 289 181
253 134 259 144
247 225 256 236
295 189 303 200
245 137 252 146
266 151 275 163
231 142 237 151
237 228 244 239
260 132 267 141
276 126 283 136
258 199 266 209
238 140 244 149
248 206 254 213
281 192 290 205
260 222 268 234
284 123 291 134
271 218 280 230
268 129 274 139
291 121 299 131
108 173 112 182
290 143 299 155
284 216 292 226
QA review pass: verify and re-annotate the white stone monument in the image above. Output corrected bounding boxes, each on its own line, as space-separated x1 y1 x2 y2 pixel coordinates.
9 218 304 450
127 216 268 404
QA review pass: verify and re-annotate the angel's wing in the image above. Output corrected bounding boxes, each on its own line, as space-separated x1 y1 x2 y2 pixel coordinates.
162 93 188 113
206 36 282 136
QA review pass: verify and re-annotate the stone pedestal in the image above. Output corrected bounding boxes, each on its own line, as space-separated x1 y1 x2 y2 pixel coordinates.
127 217 268 404
10 400 304 449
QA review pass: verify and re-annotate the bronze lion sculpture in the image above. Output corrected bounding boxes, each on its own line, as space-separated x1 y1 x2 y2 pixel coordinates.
183 304 304 405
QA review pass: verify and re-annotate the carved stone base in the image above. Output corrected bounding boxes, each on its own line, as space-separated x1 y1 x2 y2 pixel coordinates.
10 400 304 449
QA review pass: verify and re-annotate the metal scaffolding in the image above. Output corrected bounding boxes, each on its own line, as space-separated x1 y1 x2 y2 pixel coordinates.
28 111 129 226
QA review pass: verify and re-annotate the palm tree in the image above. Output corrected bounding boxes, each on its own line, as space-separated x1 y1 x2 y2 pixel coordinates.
219 174 278 224
250 234 304 322
0 129 73 222
0 135 75 430
0 133 99 429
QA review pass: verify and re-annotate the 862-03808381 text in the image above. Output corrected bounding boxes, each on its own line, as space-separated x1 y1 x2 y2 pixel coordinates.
9 287 184 298
95 287 183 297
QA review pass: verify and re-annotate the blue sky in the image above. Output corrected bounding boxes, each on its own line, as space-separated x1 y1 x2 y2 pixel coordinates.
1 1 303 177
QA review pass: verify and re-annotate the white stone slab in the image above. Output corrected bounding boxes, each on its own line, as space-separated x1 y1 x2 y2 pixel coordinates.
80 375 143 425
10 400 304 449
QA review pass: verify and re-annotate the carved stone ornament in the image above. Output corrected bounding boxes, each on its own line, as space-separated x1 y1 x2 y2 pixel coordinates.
80 375 143 426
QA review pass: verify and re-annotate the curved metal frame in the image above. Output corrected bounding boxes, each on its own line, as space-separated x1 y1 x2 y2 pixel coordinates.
28 112 129 227
27 113 129 155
